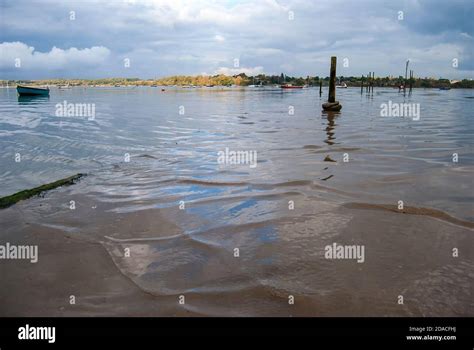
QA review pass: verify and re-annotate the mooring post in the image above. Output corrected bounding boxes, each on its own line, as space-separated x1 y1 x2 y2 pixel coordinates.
322 56 342 111
361 75 364 94
371 72 375 92
319 79 322 96
328 57 336 103
405 60 409 88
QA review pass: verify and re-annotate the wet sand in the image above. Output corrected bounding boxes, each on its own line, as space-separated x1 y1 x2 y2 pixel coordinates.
1 186 472 317
0 203 194 317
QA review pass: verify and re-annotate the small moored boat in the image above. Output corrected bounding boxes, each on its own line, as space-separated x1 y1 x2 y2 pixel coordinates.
280 84 303 89
17 85 50 96
336 82 348 88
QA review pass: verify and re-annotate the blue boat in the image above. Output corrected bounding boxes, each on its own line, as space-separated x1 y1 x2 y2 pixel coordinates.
17 85 50 96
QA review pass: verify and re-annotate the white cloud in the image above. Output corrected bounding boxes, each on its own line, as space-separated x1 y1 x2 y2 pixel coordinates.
137 0 259 27
214 35 225 43
0 42 110 70
214 66 264 76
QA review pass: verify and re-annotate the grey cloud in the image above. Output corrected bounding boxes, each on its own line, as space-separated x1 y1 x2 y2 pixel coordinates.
0 0 472 79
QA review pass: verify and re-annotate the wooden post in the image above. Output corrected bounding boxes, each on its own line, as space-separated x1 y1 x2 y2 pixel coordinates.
322 56 342 111
361 75 364 94
319 79 322 96
409 70 411 91
371 72 375 92
405 60 409 88
328 57 337 103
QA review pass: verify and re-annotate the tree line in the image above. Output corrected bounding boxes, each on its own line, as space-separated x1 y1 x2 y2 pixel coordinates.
2 74 473 88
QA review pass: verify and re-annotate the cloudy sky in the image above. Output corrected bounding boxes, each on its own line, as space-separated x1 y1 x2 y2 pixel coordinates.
1 0 473 80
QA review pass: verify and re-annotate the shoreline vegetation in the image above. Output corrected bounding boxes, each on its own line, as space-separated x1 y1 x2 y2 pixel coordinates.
2 73 473 89
0 173 85 209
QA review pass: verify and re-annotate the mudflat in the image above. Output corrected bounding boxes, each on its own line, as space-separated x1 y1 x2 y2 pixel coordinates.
0 187 472 316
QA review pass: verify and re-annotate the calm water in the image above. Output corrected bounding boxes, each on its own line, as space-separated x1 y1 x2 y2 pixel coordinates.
0 86 473 316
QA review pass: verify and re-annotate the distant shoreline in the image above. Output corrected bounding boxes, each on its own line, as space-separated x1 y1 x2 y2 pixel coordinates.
2 84 473 89
2 74 473 89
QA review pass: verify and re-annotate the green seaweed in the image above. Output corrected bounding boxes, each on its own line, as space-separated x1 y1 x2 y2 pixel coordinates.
0 173 86 209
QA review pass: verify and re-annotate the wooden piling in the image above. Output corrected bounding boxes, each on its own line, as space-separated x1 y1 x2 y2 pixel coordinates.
371 72 375 92
405 60 409 88
322 56 342 111
361 75 364 94
319 79 322 96
328 57 337 103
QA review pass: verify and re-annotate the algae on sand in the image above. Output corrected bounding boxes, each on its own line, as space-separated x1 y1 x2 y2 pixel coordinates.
0 173 86 209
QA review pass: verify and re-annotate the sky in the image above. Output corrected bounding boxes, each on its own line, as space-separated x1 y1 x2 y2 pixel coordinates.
0 0 473 80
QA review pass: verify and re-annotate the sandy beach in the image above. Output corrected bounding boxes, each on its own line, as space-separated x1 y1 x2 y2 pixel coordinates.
1 178 472 317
